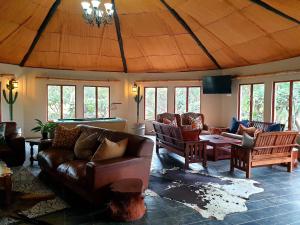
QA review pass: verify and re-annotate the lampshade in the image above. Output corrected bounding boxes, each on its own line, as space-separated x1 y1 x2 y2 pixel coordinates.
132 83 138 92
81 1 90 10
91 0 100 8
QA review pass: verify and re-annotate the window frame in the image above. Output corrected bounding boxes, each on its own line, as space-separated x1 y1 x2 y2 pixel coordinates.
83 85 110 118
144 87 168 120
174 86 201 114
238 83 265 121
47 84 77 121
272 80 300 130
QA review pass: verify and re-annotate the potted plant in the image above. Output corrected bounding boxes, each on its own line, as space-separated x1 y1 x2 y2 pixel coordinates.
132 84 145 136
31 119 57 139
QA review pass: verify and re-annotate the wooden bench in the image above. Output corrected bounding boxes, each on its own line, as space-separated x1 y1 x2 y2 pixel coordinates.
231 131 299 178
153 121 208 169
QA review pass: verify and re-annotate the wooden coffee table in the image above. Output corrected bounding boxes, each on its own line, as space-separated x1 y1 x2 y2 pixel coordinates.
0 161 12 206
200 135 241 161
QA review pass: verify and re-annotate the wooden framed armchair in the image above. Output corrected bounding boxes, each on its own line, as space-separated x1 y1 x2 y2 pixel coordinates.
231 131 299 178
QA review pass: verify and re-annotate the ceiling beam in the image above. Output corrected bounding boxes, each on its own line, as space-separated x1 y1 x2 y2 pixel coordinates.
20 0 61 66
111 0 128 73
250 0 300 24
160 0 221 69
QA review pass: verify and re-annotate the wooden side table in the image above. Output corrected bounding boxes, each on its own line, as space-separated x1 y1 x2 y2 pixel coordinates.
26 139 52 166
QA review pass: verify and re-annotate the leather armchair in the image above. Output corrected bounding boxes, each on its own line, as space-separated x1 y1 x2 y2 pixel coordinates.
0 122 25 166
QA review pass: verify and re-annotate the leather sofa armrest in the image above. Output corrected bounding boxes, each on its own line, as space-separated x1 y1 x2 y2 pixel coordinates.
7 135 25 152
86 157 148 191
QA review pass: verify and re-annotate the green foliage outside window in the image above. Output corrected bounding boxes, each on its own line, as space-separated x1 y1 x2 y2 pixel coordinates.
84 87 96 118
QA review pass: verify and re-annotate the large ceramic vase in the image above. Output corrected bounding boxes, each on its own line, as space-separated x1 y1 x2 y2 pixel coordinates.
132 123 145 136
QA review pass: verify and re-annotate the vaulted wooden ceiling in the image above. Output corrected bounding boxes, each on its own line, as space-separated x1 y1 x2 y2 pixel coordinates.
0 0 299 73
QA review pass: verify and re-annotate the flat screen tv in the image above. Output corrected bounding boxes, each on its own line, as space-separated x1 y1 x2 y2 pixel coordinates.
203 75 232 94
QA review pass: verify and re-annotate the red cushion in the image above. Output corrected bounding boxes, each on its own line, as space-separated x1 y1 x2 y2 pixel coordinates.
182 130 200 141
163 118 178 127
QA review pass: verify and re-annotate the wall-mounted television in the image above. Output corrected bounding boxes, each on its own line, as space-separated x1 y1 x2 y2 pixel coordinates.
203 75 232 94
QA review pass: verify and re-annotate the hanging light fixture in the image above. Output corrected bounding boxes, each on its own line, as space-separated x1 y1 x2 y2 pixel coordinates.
81 0 114 27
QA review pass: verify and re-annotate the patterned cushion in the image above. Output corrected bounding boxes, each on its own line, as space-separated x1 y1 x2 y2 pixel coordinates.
0 123 6 145
188 116 203 130
163 118 178 127
52 125 81 149
91 138 128 161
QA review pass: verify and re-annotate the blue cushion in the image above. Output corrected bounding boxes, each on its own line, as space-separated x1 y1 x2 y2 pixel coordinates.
266 123 281 132
229 117 249 133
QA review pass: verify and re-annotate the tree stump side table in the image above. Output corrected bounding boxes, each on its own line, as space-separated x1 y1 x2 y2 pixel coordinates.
108 178 146 222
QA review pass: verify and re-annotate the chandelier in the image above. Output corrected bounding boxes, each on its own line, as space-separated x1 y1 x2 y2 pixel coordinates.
81 0 114 27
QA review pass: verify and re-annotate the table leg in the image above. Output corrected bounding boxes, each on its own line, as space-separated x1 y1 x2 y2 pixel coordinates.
213 145 218 161
4 176 12 206
30 143 34 166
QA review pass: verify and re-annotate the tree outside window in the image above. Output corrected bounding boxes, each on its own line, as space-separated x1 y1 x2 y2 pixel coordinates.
175 87 201 114
144 87 168 120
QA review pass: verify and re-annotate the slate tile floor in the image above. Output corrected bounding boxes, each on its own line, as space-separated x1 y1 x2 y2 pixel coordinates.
18 138 300 225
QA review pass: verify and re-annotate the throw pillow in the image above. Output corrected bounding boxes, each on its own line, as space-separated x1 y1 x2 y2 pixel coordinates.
52 125 81 149
236 124 256 136
91 138 128 161
266 123 282 132
188 116 203 130
163 118 177 127
74 132 100 160
0 123 6 145
182 130 200 141
229 117 249 133
254 129 262 139
241 133 255 148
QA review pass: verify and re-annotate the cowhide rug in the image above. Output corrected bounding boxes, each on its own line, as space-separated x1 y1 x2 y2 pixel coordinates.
0 167 69 225
148 168 264 220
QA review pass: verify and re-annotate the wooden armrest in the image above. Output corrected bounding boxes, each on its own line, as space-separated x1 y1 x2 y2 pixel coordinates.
254 144 298 150
231 143 251 150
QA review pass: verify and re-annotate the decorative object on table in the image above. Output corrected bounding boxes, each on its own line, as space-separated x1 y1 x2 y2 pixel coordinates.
0 166 69 225
81 0 114 27
132 83 145 136
31 119 57 139
3 78 18 121
108 178 146 222
149 167 264 221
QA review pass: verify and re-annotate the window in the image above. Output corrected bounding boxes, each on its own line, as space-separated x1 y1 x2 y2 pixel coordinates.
273 81 300 130
238 84 265 121
175 87 201 114
144 87 168 120
84 86 110 118
47 85 76 120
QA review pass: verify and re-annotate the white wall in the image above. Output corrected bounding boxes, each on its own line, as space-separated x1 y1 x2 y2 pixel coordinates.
1 56 300 137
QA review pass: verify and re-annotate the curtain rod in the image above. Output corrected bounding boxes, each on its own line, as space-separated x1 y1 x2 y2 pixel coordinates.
35 76 120 82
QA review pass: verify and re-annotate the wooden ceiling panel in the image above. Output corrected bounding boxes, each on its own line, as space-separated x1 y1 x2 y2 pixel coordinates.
183 54 216 70
127 58 151 72
25 51 59 68
241 4 296 33
206 12 265 46
271 27 300 56
231 36 290 64
225 0 252 10
262 0 300 21
212 47 248 68
148 55 187 72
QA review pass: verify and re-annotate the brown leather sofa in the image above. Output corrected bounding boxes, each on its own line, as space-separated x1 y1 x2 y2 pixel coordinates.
0 122 25 166
37 125 154 204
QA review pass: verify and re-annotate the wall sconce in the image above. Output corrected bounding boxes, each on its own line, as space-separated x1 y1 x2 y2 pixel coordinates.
132 82 138 93
3 78 19 121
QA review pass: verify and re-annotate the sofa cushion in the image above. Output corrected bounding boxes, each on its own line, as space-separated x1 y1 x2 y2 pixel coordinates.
188 116 203 130
266 123 282 132
229 117 249 133
52 125 81 149
236 124 256 136
37 148 75 170
57 160 87 185
163 118 178 127
182 130 200 141
221 132 243 140
91 138 128 161
0 123 6 145
74 132 100 160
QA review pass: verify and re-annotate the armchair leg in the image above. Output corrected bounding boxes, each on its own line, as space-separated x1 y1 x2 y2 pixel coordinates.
184 156 189 170
287 162 293 173
246 167 251 179
230 160 234 173
156 144 160 154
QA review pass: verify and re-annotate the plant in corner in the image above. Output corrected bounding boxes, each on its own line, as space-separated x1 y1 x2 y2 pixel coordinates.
133 85 145 136
31 119 57 139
